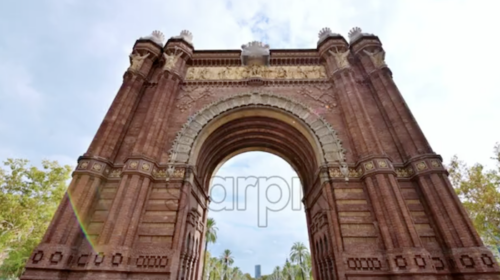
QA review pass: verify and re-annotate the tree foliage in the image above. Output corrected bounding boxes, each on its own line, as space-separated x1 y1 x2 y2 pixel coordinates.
0 159 72 278
448 143 500 255
204 238 313 280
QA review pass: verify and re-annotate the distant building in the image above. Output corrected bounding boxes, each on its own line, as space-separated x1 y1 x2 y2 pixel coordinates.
255 265 261 279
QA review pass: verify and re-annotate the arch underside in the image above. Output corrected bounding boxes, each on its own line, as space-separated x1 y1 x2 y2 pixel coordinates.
197 114 317 189
167 91 348 185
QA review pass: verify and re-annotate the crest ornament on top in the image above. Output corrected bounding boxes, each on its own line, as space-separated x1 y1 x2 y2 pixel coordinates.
172 30 193 45
347 27 375 43
140 30 165 46
317 27 341 44
241 41 270 66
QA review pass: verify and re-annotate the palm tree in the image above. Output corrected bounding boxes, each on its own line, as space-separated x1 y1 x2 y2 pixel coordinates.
290 242 308 280
270 266 282 280
204 254 218 280
228 266 244 280
202 218 218 280
302 253 312 280
221 249 234 280
214 258 226 280
282 259 297 280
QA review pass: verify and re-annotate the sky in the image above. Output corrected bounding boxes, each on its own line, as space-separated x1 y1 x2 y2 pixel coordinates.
1 0 500 276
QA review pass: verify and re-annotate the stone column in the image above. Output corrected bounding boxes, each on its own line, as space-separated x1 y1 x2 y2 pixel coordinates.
99 37 194 250
21 35 164 278
86 39 162 160
413 158 500 276
351 29 500 278
318 33 432 274
350 29 432 160
131 40 193 160
93 39 163 251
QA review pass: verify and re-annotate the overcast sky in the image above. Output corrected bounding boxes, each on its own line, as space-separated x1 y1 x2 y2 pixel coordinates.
1 0 499 276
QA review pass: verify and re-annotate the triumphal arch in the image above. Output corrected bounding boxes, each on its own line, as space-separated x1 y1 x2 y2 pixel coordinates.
21 27 499 280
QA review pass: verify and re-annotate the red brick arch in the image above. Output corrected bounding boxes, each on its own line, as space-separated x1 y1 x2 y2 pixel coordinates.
20 29 500 280
166 91 349 187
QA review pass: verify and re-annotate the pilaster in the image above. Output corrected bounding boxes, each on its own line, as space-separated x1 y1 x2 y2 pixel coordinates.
86 37 163 161
409 156 500 276
319 33 432 276
349 29 433 159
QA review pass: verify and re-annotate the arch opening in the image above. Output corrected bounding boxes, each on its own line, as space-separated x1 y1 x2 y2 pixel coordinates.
207 151 310 276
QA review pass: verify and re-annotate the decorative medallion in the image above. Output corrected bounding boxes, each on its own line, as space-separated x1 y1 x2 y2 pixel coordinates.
92 164 102 172
129 161 138 169
141 163 150 171
364 161 375 171
79 162 89 169
416 161 427 171
431 160 441 168
377 160 388 168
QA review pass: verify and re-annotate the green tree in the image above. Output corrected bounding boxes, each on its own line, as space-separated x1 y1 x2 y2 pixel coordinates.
448 143 500 258
202 218 218 280
289 242 308 280
221 249 234 280
0 159 72 278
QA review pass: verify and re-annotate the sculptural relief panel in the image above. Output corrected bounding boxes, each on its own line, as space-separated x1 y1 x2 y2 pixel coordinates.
185 65 327 80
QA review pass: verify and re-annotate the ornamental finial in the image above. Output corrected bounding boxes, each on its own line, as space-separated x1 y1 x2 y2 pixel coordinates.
140 30 165 45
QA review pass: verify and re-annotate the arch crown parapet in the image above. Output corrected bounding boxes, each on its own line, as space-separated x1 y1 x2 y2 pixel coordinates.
166 90 349 180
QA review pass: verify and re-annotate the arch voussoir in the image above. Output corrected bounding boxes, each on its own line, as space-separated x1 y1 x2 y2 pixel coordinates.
166 90 348 179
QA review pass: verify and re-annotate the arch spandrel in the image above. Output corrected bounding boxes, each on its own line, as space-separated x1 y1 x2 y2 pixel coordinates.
166 90 349 179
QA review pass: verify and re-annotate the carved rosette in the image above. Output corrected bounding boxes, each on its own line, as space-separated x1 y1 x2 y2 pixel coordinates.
166 90 348 180
75 159 110 177
391 157 445 179
122 159 155 178
328 159 397 180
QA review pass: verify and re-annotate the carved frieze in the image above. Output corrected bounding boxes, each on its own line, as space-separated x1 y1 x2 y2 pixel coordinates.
329 167 361 179
185 65 326 80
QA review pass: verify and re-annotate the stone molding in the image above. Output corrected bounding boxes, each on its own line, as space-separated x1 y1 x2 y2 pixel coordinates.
74 157 186 181
327 156 448 180
167 90 348 179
